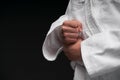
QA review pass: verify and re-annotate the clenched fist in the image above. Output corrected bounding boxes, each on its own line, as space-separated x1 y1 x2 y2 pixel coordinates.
61 20 83 45
61 20 83 61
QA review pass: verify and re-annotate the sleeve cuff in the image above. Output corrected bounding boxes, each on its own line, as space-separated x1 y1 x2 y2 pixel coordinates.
42 15 68 61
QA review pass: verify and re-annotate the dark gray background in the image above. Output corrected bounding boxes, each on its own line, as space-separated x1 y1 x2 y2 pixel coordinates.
1 0 74 80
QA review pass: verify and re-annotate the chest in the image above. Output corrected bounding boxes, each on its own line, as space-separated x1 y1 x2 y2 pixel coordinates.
68 0 120 38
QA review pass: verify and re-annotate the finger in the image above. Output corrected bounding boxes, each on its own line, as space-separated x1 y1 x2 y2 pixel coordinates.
62 25 78 33
63 20 82 28
63 32 79 39
63 37 78 44
77 25 83 32
77 32 84 40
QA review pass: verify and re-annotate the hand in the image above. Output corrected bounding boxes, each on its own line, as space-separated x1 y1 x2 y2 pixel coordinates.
61 20 83 61
61 20 83 45
63 39 83 61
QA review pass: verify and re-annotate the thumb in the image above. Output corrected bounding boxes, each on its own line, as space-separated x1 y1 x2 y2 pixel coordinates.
78 25 82 32
77 26 84 40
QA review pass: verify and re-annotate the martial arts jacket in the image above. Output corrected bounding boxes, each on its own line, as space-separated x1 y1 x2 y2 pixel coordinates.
42 0 120 80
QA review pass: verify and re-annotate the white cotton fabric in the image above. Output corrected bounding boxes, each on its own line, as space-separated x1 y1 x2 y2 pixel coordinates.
42 0 120 80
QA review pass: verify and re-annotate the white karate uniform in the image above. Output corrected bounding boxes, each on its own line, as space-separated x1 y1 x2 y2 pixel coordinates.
42 0 120 80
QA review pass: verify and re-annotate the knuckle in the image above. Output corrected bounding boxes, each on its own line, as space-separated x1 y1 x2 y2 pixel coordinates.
75 33 79 38
63 20 69 25
70 38 77 43
62 25 65 28
72 33 78 38
78 22 82 28
64 37 69 42
75 28 78 33
61 26 65 31
79 22 82 26
62 26 69 32
72 19 79 24
72 20 82 28
73 39 77 42
63 33 68 37
74 28 79 32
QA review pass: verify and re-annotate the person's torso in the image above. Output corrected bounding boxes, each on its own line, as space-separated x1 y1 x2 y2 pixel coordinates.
66 0 120 80
66 0 120 38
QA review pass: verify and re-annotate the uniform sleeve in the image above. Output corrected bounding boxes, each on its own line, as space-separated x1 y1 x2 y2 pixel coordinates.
42 0 72 61
81 30 120 78
42 15 68 61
